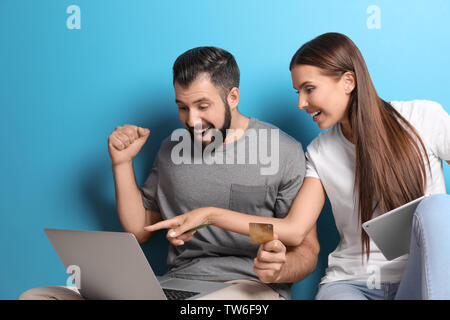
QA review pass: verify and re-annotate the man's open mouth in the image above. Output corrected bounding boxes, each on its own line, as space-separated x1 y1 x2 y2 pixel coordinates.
194 127 212 137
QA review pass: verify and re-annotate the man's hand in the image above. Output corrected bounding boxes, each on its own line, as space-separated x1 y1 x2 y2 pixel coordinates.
253 234 287 283
108 124 150 166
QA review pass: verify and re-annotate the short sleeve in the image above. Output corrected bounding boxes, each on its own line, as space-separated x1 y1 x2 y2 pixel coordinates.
305 139 320 179
426 102 450 160
274 145 306 218
139 156 161 213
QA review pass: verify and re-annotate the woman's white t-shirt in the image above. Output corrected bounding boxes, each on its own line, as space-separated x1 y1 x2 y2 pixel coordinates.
305 100 450 284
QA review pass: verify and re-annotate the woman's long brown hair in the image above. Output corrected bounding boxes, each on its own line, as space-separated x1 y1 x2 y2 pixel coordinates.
290 33 429 261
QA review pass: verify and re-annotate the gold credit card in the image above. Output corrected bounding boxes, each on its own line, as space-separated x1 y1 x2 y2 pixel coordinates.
249 223 274 244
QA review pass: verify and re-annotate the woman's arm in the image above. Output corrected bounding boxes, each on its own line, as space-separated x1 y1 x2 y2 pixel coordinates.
144 177 327 247
206 177 326 246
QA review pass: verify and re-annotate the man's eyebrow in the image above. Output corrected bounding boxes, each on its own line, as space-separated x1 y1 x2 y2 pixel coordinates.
175 97 213 105
193 97 213 104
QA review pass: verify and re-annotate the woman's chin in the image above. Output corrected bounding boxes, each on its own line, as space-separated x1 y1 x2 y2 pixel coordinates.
317 121 330 130
317 117 337 130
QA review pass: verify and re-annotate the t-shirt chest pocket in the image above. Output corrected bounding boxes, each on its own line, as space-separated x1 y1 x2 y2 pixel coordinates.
229 184 268 215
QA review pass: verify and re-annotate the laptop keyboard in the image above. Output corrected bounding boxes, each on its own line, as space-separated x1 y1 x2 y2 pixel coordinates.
163 288 200 300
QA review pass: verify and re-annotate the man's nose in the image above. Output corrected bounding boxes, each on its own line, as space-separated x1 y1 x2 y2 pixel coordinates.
186 110 202 128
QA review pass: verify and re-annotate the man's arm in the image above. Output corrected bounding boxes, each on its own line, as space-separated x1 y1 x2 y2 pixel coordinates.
277 224 320 283
253 224 320 284
112 162 161 243
108 124 161 243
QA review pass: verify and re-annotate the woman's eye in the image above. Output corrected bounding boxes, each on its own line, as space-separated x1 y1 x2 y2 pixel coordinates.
306 87 315 93
178 106 187 111
199 105 209 110
295 90 299 94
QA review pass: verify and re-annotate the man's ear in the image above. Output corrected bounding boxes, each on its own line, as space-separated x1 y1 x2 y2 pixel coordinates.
227 87 240 110
342 72 356 95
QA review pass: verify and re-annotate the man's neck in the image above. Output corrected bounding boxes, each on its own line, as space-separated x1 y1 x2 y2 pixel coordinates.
224 111 250 145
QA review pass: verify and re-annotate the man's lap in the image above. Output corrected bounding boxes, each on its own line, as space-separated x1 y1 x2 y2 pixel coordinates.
17 279 285 300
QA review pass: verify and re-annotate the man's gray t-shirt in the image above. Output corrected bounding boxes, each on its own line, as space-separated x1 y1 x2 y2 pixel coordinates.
140 118 306 299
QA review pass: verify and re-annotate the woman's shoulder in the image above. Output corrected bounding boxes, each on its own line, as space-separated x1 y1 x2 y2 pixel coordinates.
389 99 443 108
389 99 446 123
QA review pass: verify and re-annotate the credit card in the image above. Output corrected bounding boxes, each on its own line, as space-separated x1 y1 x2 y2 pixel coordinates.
249 223 274 244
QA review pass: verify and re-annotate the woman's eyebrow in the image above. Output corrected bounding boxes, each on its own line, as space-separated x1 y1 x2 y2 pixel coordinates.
298 81 312 90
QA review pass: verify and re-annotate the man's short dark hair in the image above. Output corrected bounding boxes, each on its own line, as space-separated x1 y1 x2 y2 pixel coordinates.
172 46 240 100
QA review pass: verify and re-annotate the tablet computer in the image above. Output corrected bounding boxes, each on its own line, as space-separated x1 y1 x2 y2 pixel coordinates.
362 195 429 260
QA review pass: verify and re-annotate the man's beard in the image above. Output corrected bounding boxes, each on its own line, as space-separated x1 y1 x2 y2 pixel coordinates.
187 101 232 149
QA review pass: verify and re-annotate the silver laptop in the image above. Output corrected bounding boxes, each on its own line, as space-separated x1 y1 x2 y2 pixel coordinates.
44 228 230 300
362 195 429 261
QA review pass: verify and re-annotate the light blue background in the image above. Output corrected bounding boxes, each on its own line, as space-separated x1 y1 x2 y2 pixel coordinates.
1 0 449 300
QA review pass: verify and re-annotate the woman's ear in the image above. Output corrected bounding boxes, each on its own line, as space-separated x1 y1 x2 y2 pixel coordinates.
227 87 240 110
342 72 356 95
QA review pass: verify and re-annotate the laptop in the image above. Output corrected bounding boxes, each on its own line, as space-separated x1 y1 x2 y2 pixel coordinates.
362 194 429 261
44 228 230 300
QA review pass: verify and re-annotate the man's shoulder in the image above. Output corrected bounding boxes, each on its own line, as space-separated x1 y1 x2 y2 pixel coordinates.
151 131 188 162
158 129 190 149
251 118 304 152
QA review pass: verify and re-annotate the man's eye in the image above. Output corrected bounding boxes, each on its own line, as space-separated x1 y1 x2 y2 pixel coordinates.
178 106 187 111
295 90 299 95
199 105 209 110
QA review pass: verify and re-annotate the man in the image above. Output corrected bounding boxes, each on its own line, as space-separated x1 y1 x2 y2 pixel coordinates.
110 46 319 300
18 46 319 300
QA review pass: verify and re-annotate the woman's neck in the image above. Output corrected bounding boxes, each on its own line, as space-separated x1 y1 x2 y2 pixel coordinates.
340 119 354 144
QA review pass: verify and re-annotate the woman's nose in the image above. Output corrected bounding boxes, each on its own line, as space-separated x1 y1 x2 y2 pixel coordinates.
298 94 308 109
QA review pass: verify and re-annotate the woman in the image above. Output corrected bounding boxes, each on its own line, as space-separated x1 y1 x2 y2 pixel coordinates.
145 33 450 299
